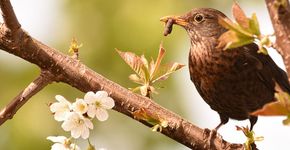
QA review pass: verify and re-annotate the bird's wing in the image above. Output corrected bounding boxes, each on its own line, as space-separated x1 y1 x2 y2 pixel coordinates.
243 44 290 93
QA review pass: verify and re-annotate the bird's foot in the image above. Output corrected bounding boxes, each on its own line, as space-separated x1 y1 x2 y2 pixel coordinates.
250 142 259 150
202 128 219 150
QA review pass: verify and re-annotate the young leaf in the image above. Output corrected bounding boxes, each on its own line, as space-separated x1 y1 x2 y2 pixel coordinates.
152 62 185 83
218 17 252 37
217 2 270 52
249 13 261 36
251 101 289 116
218 30 254 50
133 108 168 132
68 37 83 54
283 115 290 125
140 85 149 97
274 0 288 9
150 44 166 78
117 50 146 79
232 1 249 29
129 74 143 84
252 84 290 116
236 126 264 150
118 44 184 97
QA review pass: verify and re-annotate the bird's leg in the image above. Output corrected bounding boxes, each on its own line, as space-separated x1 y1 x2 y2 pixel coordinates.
249 115 258 131
249 116 258 149
203 114 229 149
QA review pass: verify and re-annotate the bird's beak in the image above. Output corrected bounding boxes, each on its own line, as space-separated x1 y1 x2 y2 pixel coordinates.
160 15 188 27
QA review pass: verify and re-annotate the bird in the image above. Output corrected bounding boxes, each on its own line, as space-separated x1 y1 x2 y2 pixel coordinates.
160 8 290 132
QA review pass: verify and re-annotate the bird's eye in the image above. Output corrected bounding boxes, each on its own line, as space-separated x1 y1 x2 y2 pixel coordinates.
194 14 204 23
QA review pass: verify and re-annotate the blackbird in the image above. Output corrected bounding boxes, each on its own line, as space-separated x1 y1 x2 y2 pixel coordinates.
161 8 290 131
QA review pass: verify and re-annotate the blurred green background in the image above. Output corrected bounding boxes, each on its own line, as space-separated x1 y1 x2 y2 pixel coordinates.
0 0 268 150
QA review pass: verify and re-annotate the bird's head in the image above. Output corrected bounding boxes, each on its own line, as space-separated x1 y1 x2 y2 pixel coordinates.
161 8 228 43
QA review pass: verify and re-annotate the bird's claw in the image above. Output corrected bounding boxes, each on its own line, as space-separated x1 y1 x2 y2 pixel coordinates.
202 128 221 150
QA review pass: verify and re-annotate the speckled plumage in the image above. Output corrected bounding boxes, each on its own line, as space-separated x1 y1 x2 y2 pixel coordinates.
165 8 290 130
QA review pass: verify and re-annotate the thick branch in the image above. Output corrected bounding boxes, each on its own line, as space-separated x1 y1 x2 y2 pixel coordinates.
0 25 243 150
0 1 243 149
265 0 290 81
0 70 54 125
0 0 20 31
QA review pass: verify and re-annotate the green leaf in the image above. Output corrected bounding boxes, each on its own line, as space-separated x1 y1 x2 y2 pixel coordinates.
283 115 290 125
138 55 151 84
217 2 265 51
152 62 185 83
232 1 249 29
236 126 264 150
141 55 149 69
257 46 268 55
218 30 254 50
249 13 261 36
129 86 141 93
274 0 288 9
133 108 168 132
68 37 83 53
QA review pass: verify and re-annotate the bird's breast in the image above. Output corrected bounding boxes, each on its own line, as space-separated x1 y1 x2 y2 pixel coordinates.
188 45 274 119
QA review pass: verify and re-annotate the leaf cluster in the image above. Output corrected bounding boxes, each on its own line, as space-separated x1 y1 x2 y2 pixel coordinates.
133 108 168 132
117 43 184 98
252 84 290 126
218 2 271 54
236 126 264 150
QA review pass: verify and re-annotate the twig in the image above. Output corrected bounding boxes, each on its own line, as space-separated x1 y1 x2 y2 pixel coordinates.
265 0 290 81
0 0 21 31
0 70 54 125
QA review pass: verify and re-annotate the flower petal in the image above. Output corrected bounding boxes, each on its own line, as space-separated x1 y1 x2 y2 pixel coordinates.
84 118 94 129
72 99 88 114
54 111 69 121
51 143 66 150
95 91 108 99
55 95 71 105
84 91 97 104
95 108 109 121
70 144 80 150
61 119 74 131
49 103 64 113
101 97 115 109
71 127 82 139
87 105 96 118
46 136 67 143
81 127 90 139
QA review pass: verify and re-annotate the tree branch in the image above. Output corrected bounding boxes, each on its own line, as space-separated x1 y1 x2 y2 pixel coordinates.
0 70 54 125
265 0 290 81
0 0 20 31
0 0 244 149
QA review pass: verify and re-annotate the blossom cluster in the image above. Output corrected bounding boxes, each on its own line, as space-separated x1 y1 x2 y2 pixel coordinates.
48 91 114 150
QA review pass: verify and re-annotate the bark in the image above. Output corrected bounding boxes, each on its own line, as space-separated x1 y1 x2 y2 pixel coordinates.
265 0 290 81
2 0 280 149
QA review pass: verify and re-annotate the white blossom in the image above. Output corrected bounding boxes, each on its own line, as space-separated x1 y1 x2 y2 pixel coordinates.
84 91 115 121
72 98 88 115
47 136 80 150
61 112 93 139
50 95 72 121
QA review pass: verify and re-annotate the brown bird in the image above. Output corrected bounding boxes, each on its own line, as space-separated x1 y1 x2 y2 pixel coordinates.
161 8 290 131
